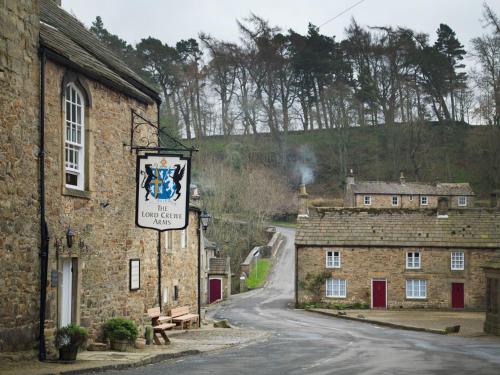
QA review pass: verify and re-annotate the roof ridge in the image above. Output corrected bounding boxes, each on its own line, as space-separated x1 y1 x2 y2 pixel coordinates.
40 0 160 101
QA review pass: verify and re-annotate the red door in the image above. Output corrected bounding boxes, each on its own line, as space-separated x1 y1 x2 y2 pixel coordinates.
451 283 464 308
209 279 222 304
372 280 386 308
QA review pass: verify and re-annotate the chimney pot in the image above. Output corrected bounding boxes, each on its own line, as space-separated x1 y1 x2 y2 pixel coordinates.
298 184 309 218
346 169 355 185
400 171 406 185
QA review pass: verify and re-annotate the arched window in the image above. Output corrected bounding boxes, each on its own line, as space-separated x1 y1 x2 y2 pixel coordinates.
64 83 85 190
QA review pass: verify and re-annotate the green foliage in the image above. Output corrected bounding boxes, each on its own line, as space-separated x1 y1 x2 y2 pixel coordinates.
103 318 138 342
298 301 370 310
246 259 272 289
301 271 331 301
55 324 88 350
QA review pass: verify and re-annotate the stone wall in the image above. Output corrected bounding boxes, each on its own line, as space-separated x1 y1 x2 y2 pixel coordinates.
354 194 473 208
297 246 497 309
41 60 161 351
161 211 199 315
0 0 40 352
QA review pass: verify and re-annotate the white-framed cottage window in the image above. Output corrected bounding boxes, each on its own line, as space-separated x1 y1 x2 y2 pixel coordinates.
326 278 346 298
406 279 427 299
64 83 85 190
451 251 464 270
420 196 428 206
364 196 372 206
180 229 187 249
458 196 467 207
391 196 399 206
326 251 341 268
406 252 421 269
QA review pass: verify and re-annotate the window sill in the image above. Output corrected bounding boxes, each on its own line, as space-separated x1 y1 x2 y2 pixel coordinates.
325 296 347 299
63 187 91 199
405 297 427 301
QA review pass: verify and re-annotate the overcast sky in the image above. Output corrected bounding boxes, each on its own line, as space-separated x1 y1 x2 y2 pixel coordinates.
62 0 497 59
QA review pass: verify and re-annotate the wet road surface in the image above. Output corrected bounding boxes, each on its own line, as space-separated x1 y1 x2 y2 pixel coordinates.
102 227 500 374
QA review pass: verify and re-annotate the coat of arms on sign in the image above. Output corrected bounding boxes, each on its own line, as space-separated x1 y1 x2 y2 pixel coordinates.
141 159 186 201
136 154 191 231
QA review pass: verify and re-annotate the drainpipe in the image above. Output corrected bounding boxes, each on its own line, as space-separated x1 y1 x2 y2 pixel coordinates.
197 215 201 327
38 48 50 361
156 101 162 311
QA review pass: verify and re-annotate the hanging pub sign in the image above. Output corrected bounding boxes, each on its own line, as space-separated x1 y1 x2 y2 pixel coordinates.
135 153 191 231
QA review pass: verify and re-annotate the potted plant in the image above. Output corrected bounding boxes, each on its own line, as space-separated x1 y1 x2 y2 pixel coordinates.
55 324 88 361
103 318 138 352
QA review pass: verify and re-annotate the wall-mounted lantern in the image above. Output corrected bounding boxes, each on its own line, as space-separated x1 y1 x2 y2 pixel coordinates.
66 228 75 248
200 209 212 231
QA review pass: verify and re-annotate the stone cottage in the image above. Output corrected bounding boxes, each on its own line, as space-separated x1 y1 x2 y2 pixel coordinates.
344 171 475 209
0 0 200 356
296 187 500 310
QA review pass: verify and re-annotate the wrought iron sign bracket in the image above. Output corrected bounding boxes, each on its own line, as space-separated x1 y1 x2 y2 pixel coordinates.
129 109 198 156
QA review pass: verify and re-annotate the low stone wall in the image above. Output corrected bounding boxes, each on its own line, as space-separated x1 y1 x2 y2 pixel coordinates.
240 230 284 279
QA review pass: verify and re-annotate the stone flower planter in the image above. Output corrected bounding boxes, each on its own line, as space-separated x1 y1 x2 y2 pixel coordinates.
110 339 129 352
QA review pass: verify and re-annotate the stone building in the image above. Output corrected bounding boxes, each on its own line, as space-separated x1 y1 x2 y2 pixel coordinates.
0 0 200 355
296 187 500 310
344 171 475 209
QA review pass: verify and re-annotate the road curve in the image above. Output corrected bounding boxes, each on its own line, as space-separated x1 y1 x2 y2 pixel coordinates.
104 227 500 375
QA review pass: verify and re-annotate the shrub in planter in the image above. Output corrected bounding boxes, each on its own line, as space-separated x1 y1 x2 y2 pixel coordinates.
56 324 88 361
103 318 138 352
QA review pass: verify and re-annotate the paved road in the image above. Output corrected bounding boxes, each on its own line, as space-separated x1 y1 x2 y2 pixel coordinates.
106 227 500 374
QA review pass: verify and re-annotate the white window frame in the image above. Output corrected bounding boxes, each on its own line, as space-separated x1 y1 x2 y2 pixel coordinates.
406 251 421 269
64 83 85 190
326 251 341 268
420 196 428 206
458 196 467 207
391 196 399 206
364 195 372 206
451 251 465 270
180 229 187 249
406 279 427 299
326 278 347 298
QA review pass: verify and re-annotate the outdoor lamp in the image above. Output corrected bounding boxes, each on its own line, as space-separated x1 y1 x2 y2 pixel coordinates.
66 227 75 248
200 209 212 231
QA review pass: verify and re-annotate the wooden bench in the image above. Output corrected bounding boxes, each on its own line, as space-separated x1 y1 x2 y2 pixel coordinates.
170 306 199 329
147 307 176 344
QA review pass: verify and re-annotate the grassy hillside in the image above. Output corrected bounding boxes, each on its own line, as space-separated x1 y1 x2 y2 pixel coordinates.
192 124 500 200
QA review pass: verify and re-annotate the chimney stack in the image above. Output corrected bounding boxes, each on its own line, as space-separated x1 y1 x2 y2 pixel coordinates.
346 169 355 186
298 184 309 218
437 197 449 218
400 171 406 185
490 190 500 208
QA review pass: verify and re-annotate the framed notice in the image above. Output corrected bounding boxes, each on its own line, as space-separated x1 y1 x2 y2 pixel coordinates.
135 154 191 231
129 259 140 291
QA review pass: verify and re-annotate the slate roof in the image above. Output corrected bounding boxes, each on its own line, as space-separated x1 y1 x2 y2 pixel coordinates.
351 181 475 196
296 208 500 249
350 181 475 196
39 0 160 104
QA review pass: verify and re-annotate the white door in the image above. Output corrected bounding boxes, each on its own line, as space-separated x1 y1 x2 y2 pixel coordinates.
61 259 73 326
